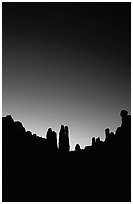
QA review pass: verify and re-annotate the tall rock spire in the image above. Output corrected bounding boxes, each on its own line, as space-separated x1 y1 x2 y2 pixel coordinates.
59 125 70 152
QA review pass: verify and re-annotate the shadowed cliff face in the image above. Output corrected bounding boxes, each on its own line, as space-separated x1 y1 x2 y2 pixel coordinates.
2 110 131 202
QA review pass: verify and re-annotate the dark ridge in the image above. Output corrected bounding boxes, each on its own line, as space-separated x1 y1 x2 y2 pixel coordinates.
2 110 131 201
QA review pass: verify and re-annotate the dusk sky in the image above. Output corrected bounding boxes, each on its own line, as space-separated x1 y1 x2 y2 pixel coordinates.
2 2 131 150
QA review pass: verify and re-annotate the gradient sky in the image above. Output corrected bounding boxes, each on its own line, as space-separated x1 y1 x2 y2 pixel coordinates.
2 3 131 150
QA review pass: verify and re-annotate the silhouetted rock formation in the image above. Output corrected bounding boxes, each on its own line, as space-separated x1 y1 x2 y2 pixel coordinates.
92 136 95 146
46 128 57 151
2 110 131 202
105 127 110 140
75 143 81 151
59 125 70 152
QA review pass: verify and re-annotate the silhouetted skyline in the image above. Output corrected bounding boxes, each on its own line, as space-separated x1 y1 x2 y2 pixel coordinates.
2 2 131 150
2 110 131 201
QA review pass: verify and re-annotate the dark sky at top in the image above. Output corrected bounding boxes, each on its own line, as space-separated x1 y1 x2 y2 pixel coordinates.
2 2 131 150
